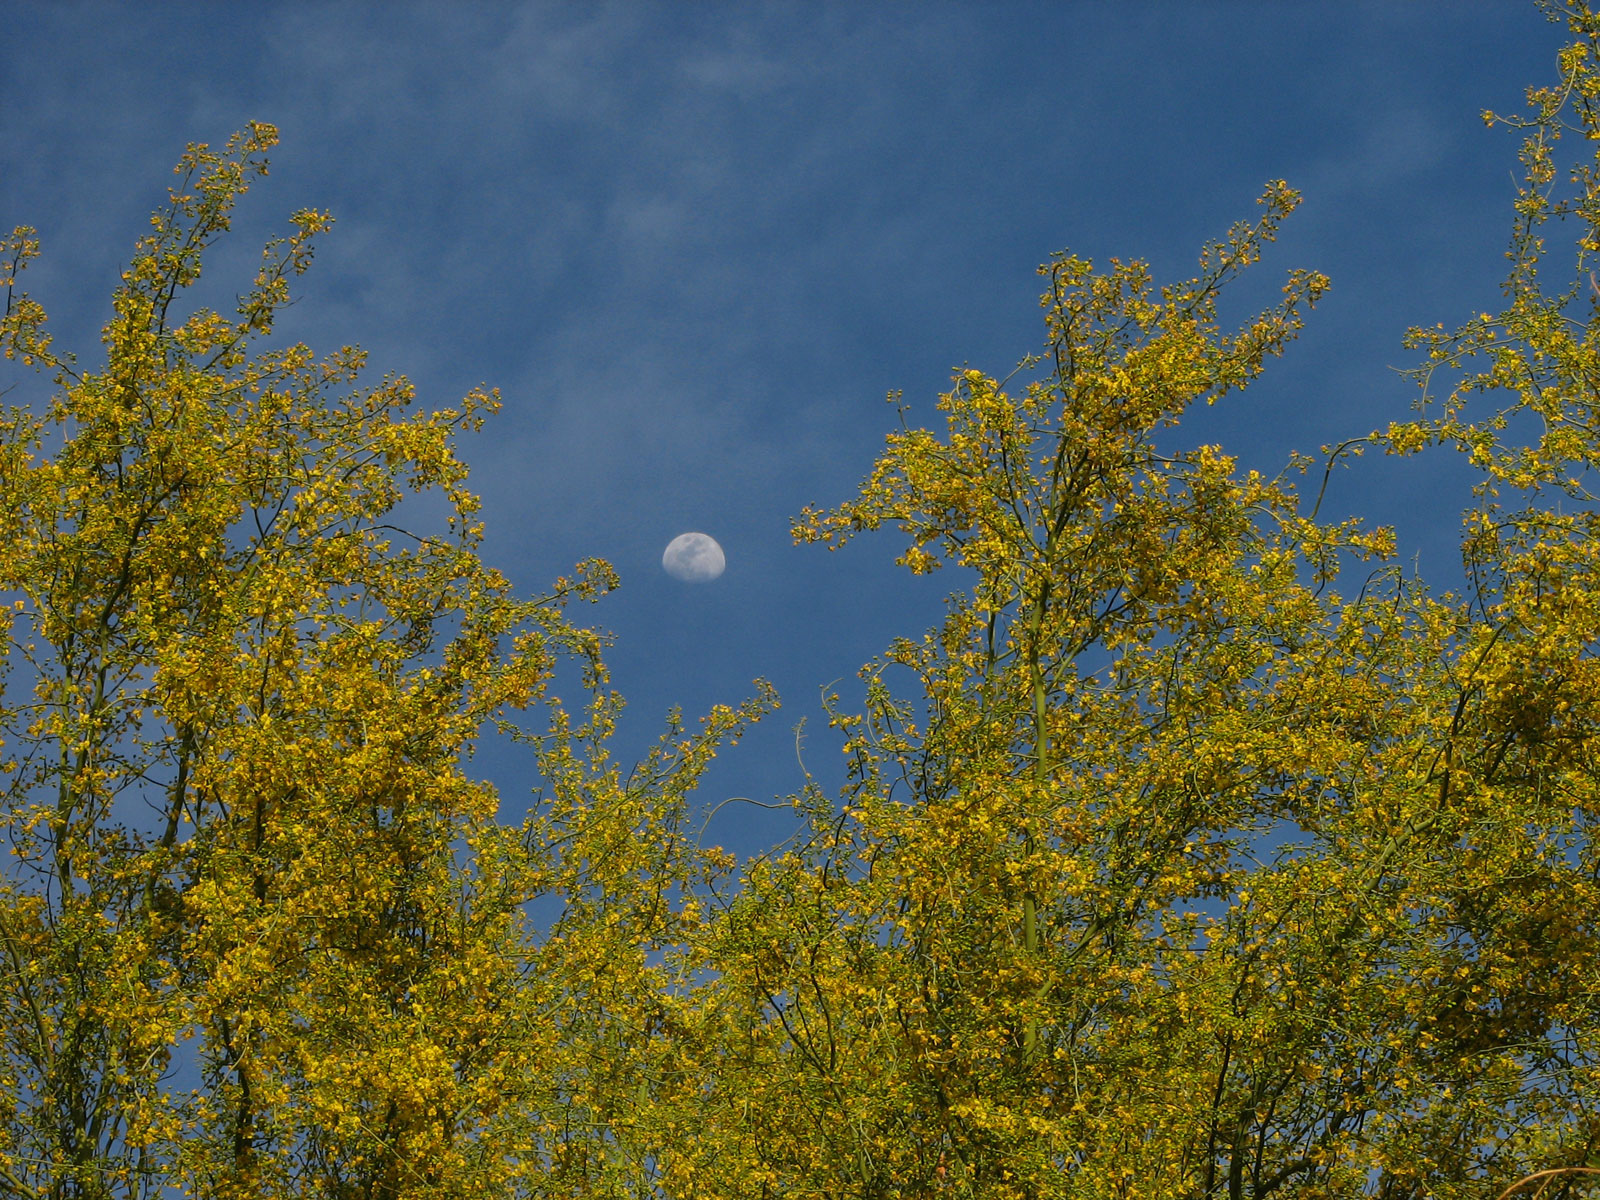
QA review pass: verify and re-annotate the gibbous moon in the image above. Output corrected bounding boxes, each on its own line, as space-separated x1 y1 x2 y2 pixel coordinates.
662 532 726 582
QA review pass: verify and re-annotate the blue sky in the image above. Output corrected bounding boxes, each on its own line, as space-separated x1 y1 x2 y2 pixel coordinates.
0 3 1566 856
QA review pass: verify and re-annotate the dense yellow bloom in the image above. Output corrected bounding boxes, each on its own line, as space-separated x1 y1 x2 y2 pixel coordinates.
7 5 1600 1198
0 124 769 1198
661 7 1600 1197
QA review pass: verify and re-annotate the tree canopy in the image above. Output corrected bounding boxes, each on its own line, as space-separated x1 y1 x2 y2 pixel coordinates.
4 3 1600 1198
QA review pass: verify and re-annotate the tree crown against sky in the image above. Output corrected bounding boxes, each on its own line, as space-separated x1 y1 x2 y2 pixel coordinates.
0 0 1563 836
2 2 1600 1198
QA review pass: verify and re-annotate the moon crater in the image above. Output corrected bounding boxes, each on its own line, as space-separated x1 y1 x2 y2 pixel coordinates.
662 532 725 582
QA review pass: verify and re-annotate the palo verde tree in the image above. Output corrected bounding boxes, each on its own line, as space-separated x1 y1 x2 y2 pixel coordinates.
663 5 1600 1199
6 4 1600 1199
0 125 769 1199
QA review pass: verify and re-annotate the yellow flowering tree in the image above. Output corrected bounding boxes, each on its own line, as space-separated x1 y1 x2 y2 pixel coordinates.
664 6 1600 1197
0 125 768 1198
7 3 1600 1197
